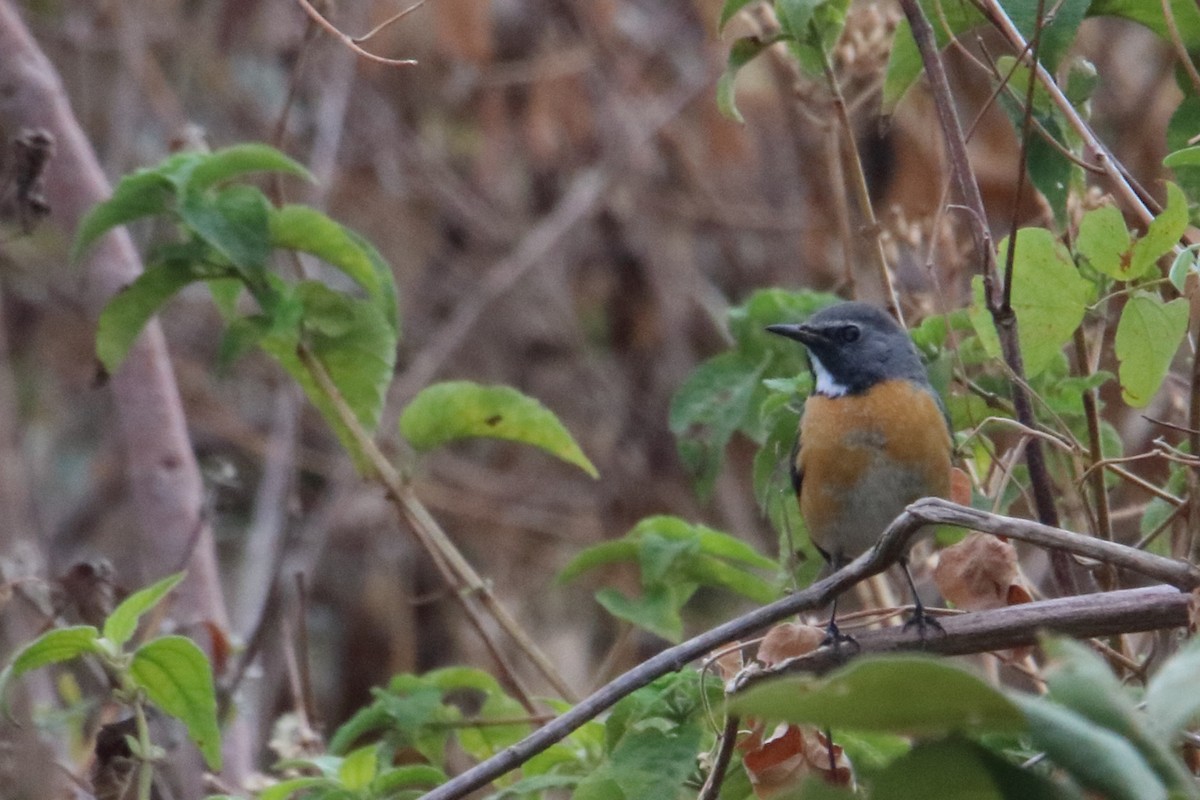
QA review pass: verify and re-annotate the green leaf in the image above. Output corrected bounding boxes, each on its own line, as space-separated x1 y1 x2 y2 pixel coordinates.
596 584 689 643
102 571 185 648
871 735 1063 800
1090 0 1200 46
575 726 703 800
186 142 314 191
718 0 761 30
371 764 447 795
338 744 377 791
883 2 984 110
1168 245 1200 292
775 0 823 38
1130 183 1188 277
1114 292 1189 407
1 626 100 692
96 262 206 372
979 228 1093 376
557 540 640 584
179 184 272 273
1077 204 1133 280
399 381 597 478
268 205 392 314
71 170 175 262
1164 146 1200 169
718 35 784 123
670 351 767 497
262 282 398 472
258 778 340 800
1041 637 1197 796
679 552 777 603
1146 634 1200 742
130 635 222 771
730 656 1026 736
1013 693 1167 800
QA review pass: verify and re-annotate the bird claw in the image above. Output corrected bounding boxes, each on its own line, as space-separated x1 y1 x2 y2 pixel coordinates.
820 621 860 652
902 607 945 640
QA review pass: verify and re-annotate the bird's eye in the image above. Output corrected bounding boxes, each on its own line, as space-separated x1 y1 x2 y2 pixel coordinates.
840 324 860 343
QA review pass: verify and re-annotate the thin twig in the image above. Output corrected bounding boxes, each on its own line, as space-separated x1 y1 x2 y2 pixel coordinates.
698 714 740 800
353 0 428 43
1074 329 1113 542
294 0 418 66
1161 0 1200 98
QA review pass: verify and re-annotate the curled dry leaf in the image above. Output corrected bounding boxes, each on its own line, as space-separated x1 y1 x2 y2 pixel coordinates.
934 532 1030 612
950 466 973 505
739 723 852 797
756 622 825 667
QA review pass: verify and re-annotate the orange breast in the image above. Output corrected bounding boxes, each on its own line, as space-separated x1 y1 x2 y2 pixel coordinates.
796 380 952 560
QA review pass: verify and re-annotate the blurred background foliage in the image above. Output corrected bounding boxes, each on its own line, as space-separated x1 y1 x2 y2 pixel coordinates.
0 0 1189 769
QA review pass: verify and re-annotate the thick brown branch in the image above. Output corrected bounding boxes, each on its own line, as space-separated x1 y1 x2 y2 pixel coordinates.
730 585 1189 689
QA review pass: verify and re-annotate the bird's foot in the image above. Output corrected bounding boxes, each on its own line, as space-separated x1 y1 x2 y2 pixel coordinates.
820 620 859 652
902 605 945 641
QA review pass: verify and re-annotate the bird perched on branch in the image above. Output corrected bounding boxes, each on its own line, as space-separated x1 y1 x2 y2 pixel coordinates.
767 301 952 644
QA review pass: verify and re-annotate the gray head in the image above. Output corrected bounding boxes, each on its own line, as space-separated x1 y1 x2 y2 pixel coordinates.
766 302 929 396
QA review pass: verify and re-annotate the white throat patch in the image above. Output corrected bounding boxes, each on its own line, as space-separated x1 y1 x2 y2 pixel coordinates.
809 353 849 397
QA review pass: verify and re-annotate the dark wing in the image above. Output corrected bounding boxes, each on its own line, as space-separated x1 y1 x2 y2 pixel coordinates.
789 430 802 497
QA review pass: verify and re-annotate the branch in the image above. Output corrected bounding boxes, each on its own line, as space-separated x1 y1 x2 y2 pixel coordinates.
294 0 418 67
730 585 1189 689
418 498 1197 800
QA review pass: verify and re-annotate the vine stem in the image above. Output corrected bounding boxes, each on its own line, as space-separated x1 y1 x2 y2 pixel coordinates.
294 344 577 703
133 698 155 800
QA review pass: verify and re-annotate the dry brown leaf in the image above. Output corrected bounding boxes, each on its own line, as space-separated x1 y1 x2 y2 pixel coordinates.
934 532 1024 612
757 622 825 666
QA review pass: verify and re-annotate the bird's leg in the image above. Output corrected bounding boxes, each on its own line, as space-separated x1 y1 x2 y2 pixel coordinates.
899 557 944 639
820 594 858 650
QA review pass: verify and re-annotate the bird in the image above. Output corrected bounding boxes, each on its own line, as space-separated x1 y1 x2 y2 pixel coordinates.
767 301 952 644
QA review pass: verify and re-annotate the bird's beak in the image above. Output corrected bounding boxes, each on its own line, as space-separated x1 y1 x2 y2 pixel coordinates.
766 323 824 345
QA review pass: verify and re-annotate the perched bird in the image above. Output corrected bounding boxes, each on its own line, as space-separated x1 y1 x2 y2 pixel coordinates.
767 301 952 643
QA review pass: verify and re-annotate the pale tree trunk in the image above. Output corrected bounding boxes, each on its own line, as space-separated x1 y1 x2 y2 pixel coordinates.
0 1 251 789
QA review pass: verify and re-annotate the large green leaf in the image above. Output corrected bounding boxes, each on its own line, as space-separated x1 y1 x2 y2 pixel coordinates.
102 571 185 648
1090 0 1200 45
399 380 597 478
130 635 221 770
731 657 1025 735
973 228 1093 376
1077 203 1134 279
1129 183 1188 278
595 584 691 643
1014 693 1167 800
1114 292 1189 407
338 744 378 791
96 261 207 372
574 726 703 800
0 626 100 694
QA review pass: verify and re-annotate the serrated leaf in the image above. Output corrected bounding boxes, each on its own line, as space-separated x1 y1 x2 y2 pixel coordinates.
130 635 221 770
179 184 272 273
730 656 1025 735
717 35 784 123
576 727 702 800
186 143 314 191
338 744 377 790
1077 204 1133 279
1014 693 1167 800
399 381 597 478
96 261 206 372
102 571 185 648
1114 292 1189 407
679 552 777 603
1130 183 1188 277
